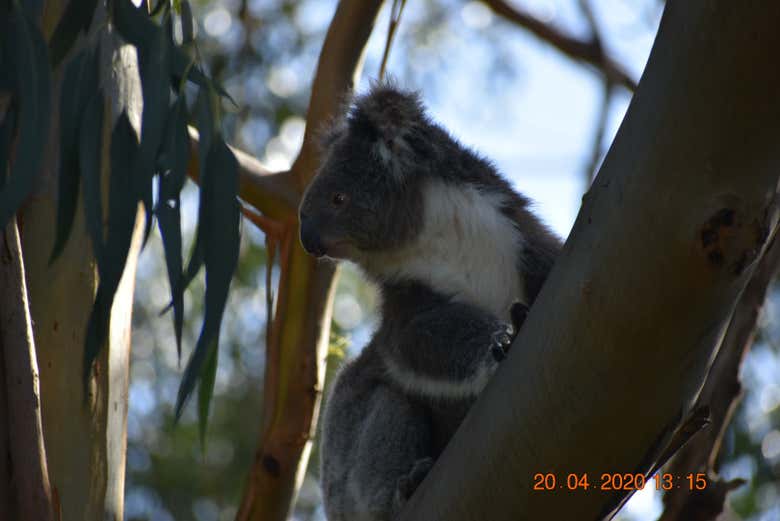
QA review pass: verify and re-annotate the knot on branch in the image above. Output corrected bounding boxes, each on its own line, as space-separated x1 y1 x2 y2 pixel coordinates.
262 454 282 478
699 206 767 276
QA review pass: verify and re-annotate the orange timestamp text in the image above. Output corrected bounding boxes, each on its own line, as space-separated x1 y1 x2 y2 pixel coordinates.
532 472 708 492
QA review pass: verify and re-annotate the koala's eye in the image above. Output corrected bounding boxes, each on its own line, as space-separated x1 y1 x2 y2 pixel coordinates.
332 192 348 206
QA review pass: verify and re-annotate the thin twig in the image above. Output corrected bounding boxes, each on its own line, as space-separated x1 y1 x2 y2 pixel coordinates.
483 0 637 91
379 0 408 81
575 0 615 185
583 80 612 186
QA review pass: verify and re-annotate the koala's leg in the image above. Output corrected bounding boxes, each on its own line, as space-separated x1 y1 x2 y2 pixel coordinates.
320 351 432 521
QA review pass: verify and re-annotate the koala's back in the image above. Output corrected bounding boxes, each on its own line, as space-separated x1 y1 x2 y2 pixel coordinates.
320 346 432 521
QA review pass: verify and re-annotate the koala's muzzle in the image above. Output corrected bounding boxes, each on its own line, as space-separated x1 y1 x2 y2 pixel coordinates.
299 215 326 257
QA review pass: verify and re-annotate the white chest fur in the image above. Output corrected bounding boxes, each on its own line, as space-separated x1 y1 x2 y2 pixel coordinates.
368 180 526 320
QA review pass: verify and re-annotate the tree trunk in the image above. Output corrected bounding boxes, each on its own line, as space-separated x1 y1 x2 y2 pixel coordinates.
13 3 145 519
400 2 780 519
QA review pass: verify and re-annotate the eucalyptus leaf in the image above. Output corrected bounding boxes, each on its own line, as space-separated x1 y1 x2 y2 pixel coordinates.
0 8 51 228
112 0 234 105
51 47 97 262
174 137 240 421
21 0 44 23
112 0 157 51
48 0 98 68
180 225 204 297
176 87 215 295
84 112 140 390
136 12 172 245
171 51 236 106
104 112 140 294
172 0 196 45
0 103 17 190
78 92 105 267
150 0 169 17
197 339 218 448
0 16 10 91
157 97 189 358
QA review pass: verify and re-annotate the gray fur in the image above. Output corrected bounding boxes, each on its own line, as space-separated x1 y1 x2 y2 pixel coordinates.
300 84 562 520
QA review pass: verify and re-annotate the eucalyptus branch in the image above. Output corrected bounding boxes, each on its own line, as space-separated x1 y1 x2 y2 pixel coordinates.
235 1 385 520
379 0 408 80
186 126 299 220
483 0 637 91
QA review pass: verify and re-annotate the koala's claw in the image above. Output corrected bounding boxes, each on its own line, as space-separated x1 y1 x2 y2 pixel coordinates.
490 324 513 362
490 302 529 362
396 457 435 501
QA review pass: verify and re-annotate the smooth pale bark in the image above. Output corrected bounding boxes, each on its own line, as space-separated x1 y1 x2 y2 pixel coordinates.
400 2 780 520
0 218 53 521
19 4 144 519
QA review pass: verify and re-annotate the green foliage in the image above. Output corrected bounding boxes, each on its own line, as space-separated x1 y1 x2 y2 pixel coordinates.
0 4 51 228
156 97 189 357
0 105 17 191
0 0 243 433
47 0 98 68
83 112 144 393
50 46 98 262
175 136 241 442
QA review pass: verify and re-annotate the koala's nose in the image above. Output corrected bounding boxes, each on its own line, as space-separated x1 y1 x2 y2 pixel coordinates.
299 215 325 257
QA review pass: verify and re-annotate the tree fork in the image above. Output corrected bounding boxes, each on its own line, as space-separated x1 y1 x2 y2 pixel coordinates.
400 2 780 519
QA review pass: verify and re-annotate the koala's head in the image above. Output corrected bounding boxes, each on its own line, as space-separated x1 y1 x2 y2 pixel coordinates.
299 85 432 262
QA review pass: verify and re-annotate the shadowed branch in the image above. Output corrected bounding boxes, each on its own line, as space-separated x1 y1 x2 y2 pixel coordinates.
483 0 637 91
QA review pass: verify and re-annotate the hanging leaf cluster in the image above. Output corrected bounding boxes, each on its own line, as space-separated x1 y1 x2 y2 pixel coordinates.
0 0 241 441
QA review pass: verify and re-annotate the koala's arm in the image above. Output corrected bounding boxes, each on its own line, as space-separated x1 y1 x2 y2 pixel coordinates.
380 301 517 400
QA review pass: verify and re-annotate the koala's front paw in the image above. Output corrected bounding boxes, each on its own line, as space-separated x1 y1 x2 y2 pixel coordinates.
490 323 514 362
491 302 529 362
396 457 435 502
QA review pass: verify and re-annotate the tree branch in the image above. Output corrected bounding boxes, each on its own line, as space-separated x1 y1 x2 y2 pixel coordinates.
291 0 385 190
400 2 780 519
582 78 612 186
186 127 299 221
0 217 53 521
577 0 615 185
235 1 384 519
483 0 637 91
659 226 780 521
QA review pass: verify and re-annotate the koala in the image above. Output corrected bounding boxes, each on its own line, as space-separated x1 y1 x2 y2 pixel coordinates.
299 84 561 521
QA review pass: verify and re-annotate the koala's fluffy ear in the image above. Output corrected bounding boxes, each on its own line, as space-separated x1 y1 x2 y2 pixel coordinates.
348 83 427 177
